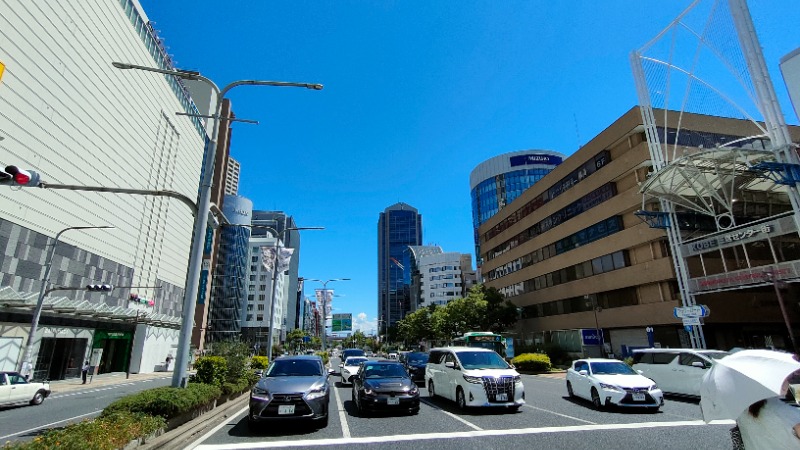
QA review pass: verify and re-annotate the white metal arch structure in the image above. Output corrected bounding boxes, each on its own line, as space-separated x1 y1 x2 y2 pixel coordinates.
630 0 800 349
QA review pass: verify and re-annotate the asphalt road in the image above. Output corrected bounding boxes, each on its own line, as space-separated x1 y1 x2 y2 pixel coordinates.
189 357 736 450
0 376 173 443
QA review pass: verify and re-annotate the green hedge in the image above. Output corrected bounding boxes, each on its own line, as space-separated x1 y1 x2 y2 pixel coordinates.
251 356 269 370
102 383 221 420
512 353 552 373
2 411 164 450
192 356 227 387
222 373 259 396
315 351 329 366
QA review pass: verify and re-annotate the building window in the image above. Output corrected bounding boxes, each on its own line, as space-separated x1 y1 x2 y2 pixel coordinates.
258 304 265 311
248 294 255 301
246 314 254 321
252 256 258 263
256 314 264 321
259 294 266 301
247 304 254 311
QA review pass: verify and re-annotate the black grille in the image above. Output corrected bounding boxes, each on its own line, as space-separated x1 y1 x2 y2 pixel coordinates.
482 376 515 403
261 393 312 417
619 389 656 405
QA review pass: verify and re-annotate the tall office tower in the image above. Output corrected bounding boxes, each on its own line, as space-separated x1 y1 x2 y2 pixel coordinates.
225 157 241 195
470 151 564 266
378 203 422 337
407 247 479 310
251 211 301 339
206 195 252 345
240 233 286 353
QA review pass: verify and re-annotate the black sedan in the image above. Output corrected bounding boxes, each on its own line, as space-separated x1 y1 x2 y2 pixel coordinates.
351 360 420 416
249 355 330 429
401 352 429 383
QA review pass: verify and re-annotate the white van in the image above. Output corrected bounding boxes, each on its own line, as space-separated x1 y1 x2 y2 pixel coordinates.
425 347 525 410
631 348 729 397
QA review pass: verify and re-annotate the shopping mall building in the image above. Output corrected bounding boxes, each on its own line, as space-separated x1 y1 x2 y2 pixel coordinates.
479 107 800 357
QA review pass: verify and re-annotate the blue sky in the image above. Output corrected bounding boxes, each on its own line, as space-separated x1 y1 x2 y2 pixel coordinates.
137 1 800 334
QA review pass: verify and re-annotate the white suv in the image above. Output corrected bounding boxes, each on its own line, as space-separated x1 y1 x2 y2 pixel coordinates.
425 347 525 411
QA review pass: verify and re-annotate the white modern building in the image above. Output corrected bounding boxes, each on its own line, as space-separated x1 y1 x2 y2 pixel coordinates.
240 235 287 352
408 246 479 309
0 1 205 378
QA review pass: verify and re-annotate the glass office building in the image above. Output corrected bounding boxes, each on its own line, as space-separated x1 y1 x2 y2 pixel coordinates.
470 150 564 265
378 203 422 333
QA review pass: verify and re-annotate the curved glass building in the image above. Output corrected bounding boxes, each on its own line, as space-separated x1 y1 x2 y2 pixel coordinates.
470 150 564 265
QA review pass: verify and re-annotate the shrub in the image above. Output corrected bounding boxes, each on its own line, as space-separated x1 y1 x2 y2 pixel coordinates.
192 356 227 387
251 355 269 370
209 341 252 383
315 351 329 366
3 411 164 450
102 383 221 420
623 357 634 367
512 353 552 373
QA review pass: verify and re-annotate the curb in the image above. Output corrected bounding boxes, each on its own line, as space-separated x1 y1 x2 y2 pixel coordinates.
138 393 249 450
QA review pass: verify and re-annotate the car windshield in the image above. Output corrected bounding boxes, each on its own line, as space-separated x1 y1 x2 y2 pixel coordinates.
407 353 429 364
455 351 509 370
702 352 729 360
590 362 637 375
363 364 407 378
265 359 322 377
345 357 367 366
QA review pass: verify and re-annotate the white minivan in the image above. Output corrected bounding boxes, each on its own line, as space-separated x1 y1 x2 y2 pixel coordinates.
631 348 729 397
425 347 525 410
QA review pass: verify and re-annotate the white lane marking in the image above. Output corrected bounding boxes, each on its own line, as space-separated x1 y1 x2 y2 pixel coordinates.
0 410 103 441
523 404 597 424
332 382 351 439
419 398 482 431
193 419 736 449
185 405 249 450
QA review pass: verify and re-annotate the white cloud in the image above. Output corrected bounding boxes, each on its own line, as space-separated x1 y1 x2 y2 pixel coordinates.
352 312 378 335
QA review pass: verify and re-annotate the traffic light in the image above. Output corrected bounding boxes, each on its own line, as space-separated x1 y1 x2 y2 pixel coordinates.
86 284 113 292
4 166 40 187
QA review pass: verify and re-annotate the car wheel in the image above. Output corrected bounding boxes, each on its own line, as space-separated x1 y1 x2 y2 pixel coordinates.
247 416 258 432
647 406 660 413
591 388 603 410
30 391 45 406
509 405 520 412
456 388 467 410
566 381 575 398
428 380 435 398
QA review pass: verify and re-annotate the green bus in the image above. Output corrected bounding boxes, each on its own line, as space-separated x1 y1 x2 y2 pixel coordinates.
452 332 505 355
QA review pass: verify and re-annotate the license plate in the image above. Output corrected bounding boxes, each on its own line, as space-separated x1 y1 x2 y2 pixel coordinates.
278 405 295 415
387 397 400 405
496 393 508 402
632 393 646 401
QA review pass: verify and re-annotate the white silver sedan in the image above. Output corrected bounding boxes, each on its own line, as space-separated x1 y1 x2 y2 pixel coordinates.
340 357 368 385
566 358 663 411
0 372 50 407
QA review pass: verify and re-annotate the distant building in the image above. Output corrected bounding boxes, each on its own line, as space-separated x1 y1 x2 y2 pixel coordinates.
225 157 241 195
239 234 287 353
470 151 564 266
378 203 422 333
407 247 479 309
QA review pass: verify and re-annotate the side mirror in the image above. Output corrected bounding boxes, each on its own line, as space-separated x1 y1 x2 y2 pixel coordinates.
691 361 706 369
328 369 335 375
579 369 588 376
636 370 644 374
445 361 455 369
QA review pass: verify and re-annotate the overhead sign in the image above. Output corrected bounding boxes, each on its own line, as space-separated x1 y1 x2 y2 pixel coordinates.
332 313 352 332
682 215 795 257
688 260 800 293
673 305 710 319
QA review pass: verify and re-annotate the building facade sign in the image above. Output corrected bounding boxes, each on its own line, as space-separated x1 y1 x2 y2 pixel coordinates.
681 214 796 257
509 154 563 167
689 260 800 293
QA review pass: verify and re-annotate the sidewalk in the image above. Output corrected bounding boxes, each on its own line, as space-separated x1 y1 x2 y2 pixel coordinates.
49 371 174 395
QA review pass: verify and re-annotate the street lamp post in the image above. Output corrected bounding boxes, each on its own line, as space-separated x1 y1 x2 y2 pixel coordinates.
19 225 115 377
306 278 350 351
585 294 605 357
113 61 322 387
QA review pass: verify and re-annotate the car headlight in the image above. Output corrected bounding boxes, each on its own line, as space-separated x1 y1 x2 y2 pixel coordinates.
408 386 419 395
649 384 659 391
306 385 328 400
251 386 270 401
463 375 483 384
599 383 623 392
513 375 522 383
363 387 375 396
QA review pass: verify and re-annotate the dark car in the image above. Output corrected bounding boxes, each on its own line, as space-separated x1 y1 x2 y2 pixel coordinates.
248 355 330 429
401 352 429 383
351 360 420 416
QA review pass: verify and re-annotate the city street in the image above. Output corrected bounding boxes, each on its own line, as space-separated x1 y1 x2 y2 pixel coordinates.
0 375 172 443
189 357 735 450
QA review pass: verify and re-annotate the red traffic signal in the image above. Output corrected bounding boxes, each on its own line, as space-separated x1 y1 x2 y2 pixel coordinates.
86 284 113 292
4 166 40 187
